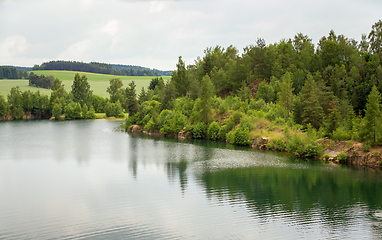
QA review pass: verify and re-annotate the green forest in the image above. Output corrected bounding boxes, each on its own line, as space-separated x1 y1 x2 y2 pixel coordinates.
1 20 382 160
124 20 382 158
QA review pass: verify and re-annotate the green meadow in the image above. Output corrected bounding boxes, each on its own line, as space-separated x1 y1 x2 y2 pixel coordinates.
0 70 171 98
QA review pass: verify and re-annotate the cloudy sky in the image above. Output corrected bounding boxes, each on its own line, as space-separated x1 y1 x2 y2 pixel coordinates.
0 0 381 70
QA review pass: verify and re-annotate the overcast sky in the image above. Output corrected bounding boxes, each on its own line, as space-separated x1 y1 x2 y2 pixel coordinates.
0 0 381 70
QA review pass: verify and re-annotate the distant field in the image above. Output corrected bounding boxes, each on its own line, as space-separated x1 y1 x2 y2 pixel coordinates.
0 71 171 98
0 80 52 97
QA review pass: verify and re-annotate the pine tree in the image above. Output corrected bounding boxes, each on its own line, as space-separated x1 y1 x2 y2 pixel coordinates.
278 72 294 118
171 56 190 97
300 74 324 129
361 85 381 144
198 74 215 124
125 81 138 116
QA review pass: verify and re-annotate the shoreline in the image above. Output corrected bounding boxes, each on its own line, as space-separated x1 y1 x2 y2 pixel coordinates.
126 124 382 169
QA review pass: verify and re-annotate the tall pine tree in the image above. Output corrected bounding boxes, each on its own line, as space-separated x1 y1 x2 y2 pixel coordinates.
278 72 294 119
361 85 382 144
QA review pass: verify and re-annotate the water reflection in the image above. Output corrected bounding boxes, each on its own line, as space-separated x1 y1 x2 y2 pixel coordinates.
134 135 382 238
0 120 382 239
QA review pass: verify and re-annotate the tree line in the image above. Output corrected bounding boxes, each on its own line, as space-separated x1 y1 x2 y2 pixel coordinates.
32 60 172 76
0 73 140 121
0 66 29 79
123 20 382 158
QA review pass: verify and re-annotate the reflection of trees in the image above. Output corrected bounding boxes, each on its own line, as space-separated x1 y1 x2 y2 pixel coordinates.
196 165 382 229
128 136 138 178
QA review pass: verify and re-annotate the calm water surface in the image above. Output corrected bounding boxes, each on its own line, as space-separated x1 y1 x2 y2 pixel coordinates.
0 120 382 239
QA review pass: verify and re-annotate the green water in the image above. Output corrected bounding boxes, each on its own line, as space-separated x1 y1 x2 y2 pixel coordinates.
0 120 381 239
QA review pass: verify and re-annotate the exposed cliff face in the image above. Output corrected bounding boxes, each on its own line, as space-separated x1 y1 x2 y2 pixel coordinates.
319 139 382 167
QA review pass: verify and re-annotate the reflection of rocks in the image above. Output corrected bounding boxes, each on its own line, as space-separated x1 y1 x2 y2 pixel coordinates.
142 129 164 137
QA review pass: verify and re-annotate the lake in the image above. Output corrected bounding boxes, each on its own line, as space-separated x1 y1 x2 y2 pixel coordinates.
0 120 381 239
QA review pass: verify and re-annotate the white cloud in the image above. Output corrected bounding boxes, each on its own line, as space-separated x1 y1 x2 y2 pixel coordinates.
1 0 382 70
58 40 92 61
149 0 166 13
99 20 120 36
0 35 29 58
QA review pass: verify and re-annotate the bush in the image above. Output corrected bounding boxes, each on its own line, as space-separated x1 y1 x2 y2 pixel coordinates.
190 122 207 139
87 106 96 119
286 134 306 157
331 126 351 141
219 116 235 140
337 151 350 162
144 117 157 131
323 153 330 160
362 142 371 152
105 101 124 118
64 105 73 120
233 127 251 146
12 106 24 120
73 103 82 119
207 122 221 140
52 103 62 120
275 138 286 151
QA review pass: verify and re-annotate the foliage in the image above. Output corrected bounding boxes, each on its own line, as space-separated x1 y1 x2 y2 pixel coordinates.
337 151 350 162
105 101 124 118
362 142 372 152
190 122 207 139
359 85 382 144
232 127 251 146
0 94 9 117
107 78 124 103
207 121 221 140
125 81 138 115
52 103 62 120
28 73 53 89
71 73 93 107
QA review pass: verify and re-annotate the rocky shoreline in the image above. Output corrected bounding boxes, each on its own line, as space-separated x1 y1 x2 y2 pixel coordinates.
126 124 382 168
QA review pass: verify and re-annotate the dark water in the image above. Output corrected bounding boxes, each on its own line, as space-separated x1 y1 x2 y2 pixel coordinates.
0 120 382 239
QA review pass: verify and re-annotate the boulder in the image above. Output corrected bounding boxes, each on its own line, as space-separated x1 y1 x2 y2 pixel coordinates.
178 130 192 140
128 125 142 133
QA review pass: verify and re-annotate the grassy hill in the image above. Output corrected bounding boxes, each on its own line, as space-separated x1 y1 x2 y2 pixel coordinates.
0 70 171 98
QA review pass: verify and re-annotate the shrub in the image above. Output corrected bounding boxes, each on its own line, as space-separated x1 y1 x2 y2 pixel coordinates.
86 106 96 119
12 106 24 120
362 142 371 152
73 103 82 119
170 112 187 134
286 134 306 157
64 105 73 120
331 126 351 141
323 153 330 160
275 138 286 151
105 101 124 118
337 151 350 162
207 122 221 140
233 127 251 146
190 122 207 139
52 103 62 120
144 117 157 131
345 140 354 148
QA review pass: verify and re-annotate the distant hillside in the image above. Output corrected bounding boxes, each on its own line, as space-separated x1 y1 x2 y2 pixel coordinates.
111 64 172 76
32 60 172 76
6 66 33 71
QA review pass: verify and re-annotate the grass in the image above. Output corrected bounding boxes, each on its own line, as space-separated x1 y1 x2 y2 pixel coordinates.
0 70 171 98
0 80 52 97
95 112 128 120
